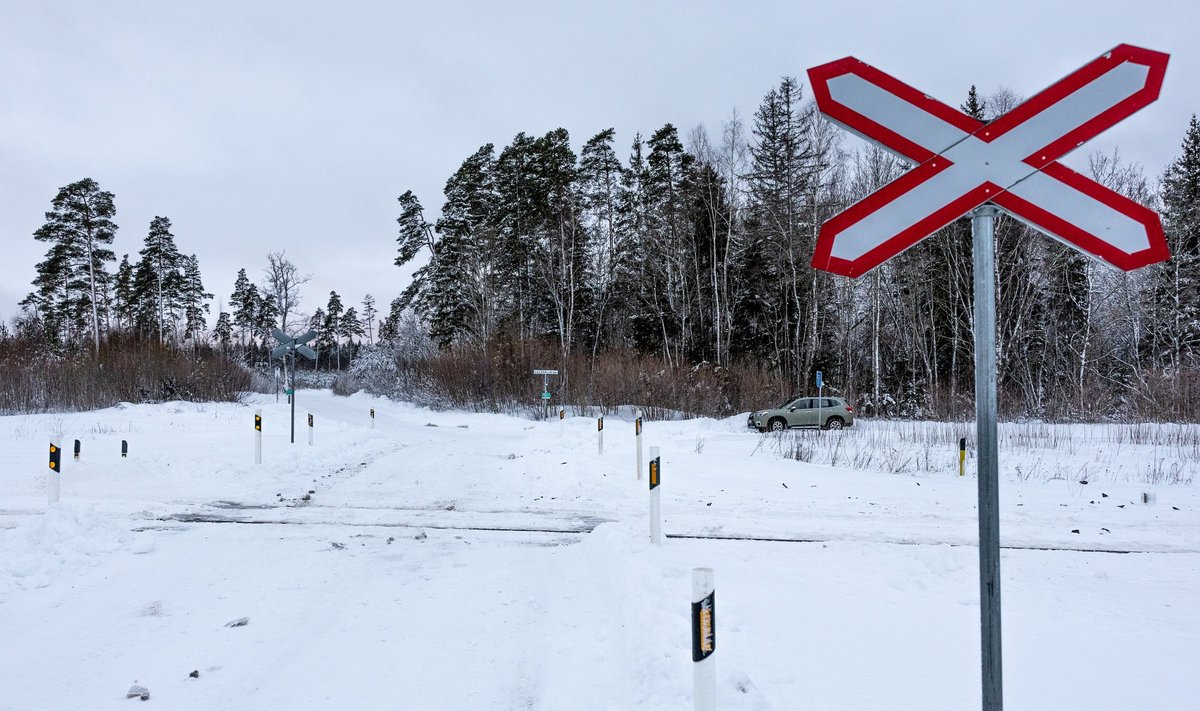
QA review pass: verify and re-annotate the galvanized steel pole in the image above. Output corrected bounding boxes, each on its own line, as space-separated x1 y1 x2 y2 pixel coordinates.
972 204 1003 710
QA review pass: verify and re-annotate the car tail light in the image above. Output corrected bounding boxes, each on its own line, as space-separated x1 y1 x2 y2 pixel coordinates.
845 405 854 413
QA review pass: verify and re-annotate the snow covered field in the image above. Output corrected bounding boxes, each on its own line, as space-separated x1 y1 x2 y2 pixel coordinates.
1 390 1197 709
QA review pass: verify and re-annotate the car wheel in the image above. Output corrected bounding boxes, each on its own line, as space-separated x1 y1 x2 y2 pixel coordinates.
825 417 845 431
769 418 787 433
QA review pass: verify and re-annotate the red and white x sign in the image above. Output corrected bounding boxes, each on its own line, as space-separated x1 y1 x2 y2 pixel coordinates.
808 44 1170 277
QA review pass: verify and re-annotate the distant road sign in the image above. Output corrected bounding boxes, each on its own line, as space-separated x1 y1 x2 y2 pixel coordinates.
807 44 1170 277
533 369 559 375
541 391 552 400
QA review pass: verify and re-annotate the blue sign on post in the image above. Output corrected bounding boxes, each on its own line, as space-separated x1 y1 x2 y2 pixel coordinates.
541 391 552 400
816 370 823 389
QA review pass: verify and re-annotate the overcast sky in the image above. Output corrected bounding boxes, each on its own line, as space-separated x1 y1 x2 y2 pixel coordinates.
2 0 1197 328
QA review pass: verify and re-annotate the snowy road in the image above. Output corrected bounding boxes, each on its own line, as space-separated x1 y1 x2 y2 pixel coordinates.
2 390 1197 709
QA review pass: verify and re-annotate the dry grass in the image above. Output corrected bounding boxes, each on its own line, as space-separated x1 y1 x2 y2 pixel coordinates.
768 419 1198 485
0 334 251 413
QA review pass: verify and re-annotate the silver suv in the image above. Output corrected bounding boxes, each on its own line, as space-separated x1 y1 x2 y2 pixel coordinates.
748 396 855 432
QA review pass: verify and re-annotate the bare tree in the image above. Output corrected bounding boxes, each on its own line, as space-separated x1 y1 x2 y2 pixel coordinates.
263 252 311 334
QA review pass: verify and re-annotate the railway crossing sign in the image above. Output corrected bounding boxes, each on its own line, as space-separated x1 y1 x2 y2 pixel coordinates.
807 44 1170 277
807 45 1170 711
272 329 318 444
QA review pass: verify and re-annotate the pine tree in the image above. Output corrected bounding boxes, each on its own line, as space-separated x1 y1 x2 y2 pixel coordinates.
26 178 118 353
341 305 365 363
309 308 330 368
325 291 345 370
361 294 377 345
230 269 257 346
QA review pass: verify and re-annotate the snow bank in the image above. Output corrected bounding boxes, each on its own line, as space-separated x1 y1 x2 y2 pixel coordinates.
0 505 144 594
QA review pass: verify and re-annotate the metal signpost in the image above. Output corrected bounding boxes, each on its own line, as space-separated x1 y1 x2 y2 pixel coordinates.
272 329 318 444
815 370 823 432
533 369 558 419
806 44 1170 710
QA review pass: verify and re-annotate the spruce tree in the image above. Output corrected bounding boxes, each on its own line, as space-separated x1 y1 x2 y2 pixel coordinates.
180 254 212 345
1148 115 1200 378
213 310 233 351
138 216 184 344
113 255 135 333
578 128 627 356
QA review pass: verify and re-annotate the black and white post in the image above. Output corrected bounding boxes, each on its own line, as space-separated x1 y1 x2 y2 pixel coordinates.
691 568 716 711
597 416 604 456
635 411 643 481
649 445 662 545
47 439 61 506
307 413 314 446
254 409 263 465
370 408 375 430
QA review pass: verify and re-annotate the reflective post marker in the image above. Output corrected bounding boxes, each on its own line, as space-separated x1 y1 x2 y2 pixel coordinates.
598 416 604 456
649 446 662 545
121 440 128 458
559 407 565 438
74 439 81 461
973 205 1003 710
308 413 314 446
254 409 263 465
635 411 643 481
959 437 967 477
47 439 61 506
370 408 375 430
692 568 716 711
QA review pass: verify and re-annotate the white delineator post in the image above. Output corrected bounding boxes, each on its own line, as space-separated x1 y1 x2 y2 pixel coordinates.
308 413 314 446
559 407 565 438
649 446 662 545
692 568 716 711
370 408 375 430
635 411 643 481
597 416 604 456
255 409 263 465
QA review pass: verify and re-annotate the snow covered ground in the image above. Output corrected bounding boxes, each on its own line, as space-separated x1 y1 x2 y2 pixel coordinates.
1 390 1196 709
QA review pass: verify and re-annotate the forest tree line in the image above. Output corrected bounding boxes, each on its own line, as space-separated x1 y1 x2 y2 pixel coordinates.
8 77 1200 420
392 80 1200 420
